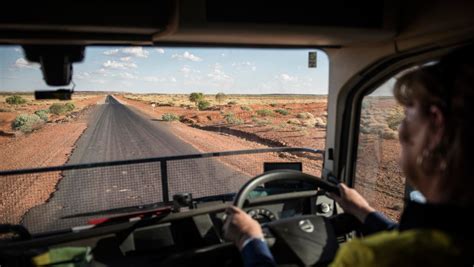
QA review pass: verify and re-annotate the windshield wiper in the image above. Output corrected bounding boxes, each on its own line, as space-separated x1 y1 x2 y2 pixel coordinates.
193 193 236 204
61 202 169 219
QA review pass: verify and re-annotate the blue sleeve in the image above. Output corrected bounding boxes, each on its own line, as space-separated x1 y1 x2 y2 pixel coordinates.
362 212 398 235
241 239 276 267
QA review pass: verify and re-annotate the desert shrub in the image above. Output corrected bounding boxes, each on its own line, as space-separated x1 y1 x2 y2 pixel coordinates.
315 117 327 128
162 113 179 121
386 108 404 130
360 126 371 134
5 95 27 105
269 103 277 107
287 118 301 125
227 101 238 105
252 117 270 126
224 112 243 125
49 103 68 115
34 109 49 122
12 114 44 132
0 107 13 112
215 92 227 104
382 129 398 139
197 100 211 111
275 109 289 115
241 106 252 111
302 118 316 127
65 102 75 112
49 103 70 115
256 109 273 117
296 112 314 120
189 92 204 105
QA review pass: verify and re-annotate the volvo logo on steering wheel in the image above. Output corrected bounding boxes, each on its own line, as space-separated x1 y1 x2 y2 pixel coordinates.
298 219 314 233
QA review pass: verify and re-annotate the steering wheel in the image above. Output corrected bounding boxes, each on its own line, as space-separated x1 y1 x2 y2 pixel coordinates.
233 170 341 266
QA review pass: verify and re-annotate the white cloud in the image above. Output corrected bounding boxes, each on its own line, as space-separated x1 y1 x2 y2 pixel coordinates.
14 47 22 53
278 73 298 82
143 76 161 82
103 49 119 56
172 51 202 62
96 68 108 75
103 60 137 70
76 72 92 80
122 47 149 58
232 61 256 71
103 47 149 58
207 63 233 82
118 72 137 80
180 65 200 75
179 65 202 81
181 66 191 74
155 48 165 54
120 56 132 62
13 58 36 69
142 76 176 83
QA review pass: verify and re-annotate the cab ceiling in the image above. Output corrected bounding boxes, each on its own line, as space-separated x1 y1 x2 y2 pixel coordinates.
0 0 473 49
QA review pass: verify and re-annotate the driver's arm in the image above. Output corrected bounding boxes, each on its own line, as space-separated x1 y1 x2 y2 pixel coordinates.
330 184 398 235
223 207 276 267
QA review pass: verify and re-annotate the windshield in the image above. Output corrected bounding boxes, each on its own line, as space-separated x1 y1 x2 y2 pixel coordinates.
0 46 328 234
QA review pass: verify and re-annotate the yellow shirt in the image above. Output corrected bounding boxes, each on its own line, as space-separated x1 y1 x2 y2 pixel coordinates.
330 230 463 267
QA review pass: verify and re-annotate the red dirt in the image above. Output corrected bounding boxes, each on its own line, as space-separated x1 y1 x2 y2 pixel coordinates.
0 112 17 136
356 97 405 221
0 95 104 141
0 95 105 224
116 95 327 151
114 95 324 177
355 135 405 221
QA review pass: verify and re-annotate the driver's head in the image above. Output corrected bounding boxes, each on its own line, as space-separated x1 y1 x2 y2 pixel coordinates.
394 45 474 205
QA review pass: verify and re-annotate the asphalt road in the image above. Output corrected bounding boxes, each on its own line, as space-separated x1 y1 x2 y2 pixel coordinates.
23 95 249 233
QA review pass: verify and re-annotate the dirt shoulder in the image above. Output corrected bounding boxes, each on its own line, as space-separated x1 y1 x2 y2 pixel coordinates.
116 94 327 151
0 95 105 224
115 95 324 178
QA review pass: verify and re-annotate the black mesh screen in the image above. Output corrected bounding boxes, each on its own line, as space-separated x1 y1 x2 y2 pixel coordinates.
0 149 322 235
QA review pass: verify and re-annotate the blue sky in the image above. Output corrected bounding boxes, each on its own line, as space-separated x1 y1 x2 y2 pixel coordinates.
0 46 329 95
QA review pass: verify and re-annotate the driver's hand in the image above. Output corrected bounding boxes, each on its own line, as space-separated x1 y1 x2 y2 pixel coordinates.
223 206 263 250
328 183 375 223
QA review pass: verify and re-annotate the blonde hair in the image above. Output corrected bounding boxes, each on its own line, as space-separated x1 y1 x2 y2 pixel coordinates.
393 46 474 205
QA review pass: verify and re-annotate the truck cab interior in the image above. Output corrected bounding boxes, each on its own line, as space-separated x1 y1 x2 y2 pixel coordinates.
0 1 473 266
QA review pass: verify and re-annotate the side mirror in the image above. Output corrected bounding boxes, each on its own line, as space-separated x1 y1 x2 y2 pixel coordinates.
22 45 85 86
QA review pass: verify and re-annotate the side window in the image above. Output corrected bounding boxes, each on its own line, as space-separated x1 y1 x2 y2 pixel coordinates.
354 75 405 221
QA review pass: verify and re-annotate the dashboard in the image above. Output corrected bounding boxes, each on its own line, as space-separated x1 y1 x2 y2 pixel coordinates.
1 188 340 266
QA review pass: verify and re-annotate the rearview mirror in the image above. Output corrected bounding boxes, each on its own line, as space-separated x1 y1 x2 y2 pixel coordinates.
22 45 85 86
34 89 73 100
